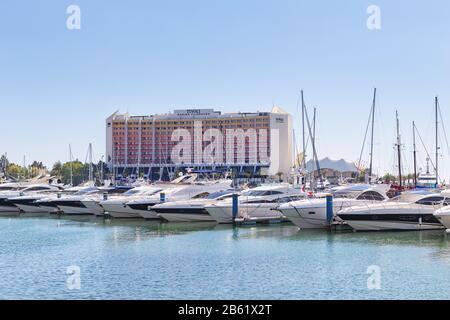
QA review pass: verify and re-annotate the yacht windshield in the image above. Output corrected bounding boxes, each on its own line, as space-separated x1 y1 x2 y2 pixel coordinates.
207 191 234 199
73 187 99 195
123 189 143 196
241 190 284 197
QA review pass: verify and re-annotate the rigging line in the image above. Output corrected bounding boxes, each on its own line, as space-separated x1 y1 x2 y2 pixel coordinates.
357 104 373 170
437 100 450 156
414 123 440 179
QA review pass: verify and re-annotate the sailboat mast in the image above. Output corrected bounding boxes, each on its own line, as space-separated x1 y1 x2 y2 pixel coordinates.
435 96 439 187
313 107 317 142
369 88 376 184
301 90 306 170
304 105 323 190
396 111 402 189
69 144 73 186
412 122 417 187
88 143 93 182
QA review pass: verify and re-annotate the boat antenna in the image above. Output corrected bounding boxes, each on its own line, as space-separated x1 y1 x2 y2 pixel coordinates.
412 121 417 187
396 110 402 189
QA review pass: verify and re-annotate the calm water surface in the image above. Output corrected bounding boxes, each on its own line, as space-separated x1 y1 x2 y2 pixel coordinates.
0 215 450 300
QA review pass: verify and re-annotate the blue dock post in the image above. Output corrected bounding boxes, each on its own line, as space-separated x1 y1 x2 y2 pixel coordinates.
160 192 166 203
232 194 239 223
326 194 333 225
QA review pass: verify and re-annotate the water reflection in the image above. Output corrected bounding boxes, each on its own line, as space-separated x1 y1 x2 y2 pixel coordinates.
99 219 220 243
3 213 450 249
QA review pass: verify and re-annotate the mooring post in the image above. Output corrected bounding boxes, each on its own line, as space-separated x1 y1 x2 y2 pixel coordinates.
232 193 239 223
160 192 166 203
103 192 108 201
326 194 333 225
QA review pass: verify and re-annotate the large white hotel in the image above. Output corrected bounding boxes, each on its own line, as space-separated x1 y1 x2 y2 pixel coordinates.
106 107 293 180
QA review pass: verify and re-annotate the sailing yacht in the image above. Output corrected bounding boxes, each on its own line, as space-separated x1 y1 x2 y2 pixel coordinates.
337 190 448 231
205 184 306 224
277 184 389 229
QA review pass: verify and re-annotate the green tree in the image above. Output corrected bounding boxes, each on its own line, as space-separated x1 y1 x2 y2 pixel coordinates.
382 173 396 182
51 161 63 177
6 163 26 179
60 161 88 186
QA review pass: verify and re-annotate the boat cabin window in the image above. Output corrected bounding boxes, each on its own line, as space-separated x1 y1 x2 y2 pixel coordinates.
415 196 445 205
25 186 50 192
245 195 304 204
242 190 268 197
276 195 305 203
0 186 16 191
192 192 210 199
124 189 143 196
216 194 235 200
356 191 385 201
207 191 236 200
243 190 285 197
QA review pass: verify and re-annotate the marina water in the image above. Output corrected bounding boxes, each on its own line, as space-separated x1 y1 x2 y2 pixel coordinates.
1 216 450 300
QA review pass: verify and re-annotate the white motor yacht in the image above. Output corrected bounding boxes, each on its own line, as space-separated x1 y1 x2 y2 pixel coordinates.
277 184 389 229
52 186 137 216
34 186 90 214
128 181 233 220
337 190 448 231
3 184 63 215
99 186 166 218
152 190 238 222
434 204 450 231
205 184 306 224
0 184 27 215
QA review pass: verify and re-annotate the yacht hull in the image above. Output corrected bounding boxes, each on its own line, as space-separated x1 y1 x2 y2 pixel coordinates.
0 208 20 216
37 205 60 214
206 204 285 224
0 205 20 214
156 208 216 222
137 210 160 220
80 201 104 216
338 213 444 231
16 204 49 214
57 205 95 216
279 199 380 230
281 207 329 229
101 203 148 219
433 213 450 229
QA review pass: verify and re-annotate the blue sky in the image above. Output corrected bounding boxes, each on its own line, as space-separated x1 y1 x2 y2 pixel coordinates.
1 1 450 179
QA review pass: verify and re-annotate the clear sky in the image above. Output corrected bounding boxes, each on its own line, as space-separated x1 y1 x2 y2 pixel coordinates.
1 1 450 180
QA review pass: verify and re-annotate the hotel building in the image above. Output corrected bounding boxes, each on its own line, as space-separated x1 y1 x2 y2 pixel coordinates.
106 107 293 180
